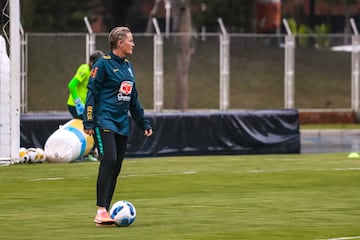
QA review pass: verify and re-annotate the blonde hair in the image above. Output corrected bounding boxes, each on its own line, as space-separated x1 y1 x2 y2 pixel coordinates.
109 27 131 50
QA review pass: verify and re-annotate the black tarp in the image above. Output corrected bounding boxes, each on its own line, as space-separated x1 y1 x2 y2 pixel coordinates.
20 110 300 157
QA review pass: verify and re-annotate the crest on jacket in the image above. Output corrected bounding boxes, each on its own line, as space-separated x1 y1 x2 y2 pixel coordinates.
117 81 133 102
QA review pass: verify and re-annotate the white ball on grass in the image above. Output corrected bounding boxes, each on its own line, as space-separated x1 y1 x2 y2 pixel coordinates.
109 200 137 227
27 147 46 163
19 147 29 163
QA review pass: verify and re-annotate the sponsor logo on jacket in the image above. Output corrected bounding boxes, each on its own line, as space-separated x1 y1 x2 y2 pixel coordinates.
117 81 133 102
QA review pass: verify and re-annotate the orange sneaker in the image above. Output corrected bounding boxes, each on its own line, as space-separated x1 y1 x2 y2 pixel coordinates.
94 211 115 224
95 222 116 227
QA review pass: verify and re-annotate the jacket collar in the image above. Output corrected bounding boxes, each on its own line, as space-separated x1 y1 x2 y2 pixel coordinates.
109 52 126 64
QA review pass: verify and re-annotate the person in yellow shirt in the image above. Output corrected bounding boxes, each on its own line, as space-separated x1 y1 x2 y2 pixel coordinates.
67 50 104 119
66 50 104 161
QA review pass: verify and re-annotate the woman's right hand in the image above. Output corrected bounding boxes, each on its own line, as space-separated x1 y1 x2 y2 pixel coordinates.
84 129 94 136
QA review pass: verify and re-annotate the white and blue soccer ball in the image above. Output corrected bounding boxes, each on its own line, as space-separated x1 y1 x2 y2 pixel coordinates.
109 200 136 227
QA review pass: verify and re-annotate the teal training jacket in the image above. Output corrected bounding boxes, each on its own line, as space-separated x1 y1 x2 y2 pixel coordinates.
83 52 151 136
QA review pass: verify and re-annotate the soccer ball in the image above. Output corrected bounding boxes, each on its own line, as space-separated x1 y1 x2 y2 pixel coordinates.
109 200 136 227
27 147 46 163
35 148 46 163
19 147 29 163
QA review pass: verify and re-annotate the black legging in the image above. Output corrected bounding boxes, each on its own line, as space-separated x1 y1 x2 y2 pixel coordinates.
93 128 128 210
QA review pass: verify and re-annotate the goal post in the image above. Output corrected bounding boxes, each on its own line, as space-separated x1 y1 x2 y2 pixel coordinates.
0 0 21 165
0 34 11 164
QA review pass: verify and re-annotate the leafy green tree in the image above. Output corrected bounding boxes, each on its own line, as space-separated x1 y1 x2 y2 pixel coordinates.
101 0 134 31
192 0 253 32
20 0 101 32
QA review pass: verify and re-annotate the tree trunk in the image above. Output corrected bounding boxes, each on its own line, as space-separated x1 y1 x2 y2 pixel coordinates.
309 0 315 29
172 0 192 111
344 0 351 44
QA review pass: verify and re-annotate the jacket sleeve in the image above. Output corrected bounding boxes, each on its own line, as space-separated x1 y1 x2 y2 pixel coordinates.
129 81 152 130
67 77 80 100
83 61 104 130
68 64 88 100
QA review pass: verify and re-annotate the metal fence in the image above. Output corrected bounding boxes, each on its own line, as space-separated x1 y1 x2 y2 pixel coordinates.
22 31 357 112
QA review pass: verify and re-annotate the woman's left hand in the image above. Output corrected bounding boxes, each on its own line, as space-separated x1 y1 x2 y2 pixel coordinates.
144 129 153 137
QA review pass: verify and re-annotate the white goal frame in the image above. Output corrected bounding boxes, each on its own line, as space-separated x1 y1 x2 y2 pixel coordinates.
0 0 20 165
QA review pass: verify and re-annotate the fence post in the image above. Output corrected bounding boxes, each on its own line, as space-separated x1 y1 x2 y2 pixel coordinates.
283 19 295 109
218 18 230 111
350 18 360 115
152 18 164 112
84 16 95 64
351 35 360 113
164 0 171 38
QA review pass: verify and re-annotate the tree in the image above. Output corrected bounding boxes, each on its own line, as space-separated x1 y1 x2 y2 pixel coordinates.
102 0 134 31
20 0 102 32
145 0 193 110
172 0 193 110
192 0 253 32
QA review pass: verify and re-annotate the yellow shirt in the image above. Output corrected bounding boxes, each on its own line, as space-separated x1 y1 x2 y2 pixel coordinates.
67 64 91 106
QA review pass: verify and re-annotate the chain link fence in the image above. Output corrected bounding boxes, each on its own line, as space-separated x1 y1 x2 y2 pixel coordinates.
24 32 354 112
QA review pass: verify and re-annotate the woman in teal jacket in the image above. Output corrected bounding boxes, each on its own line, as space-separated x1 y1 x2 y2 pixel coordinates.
83 27 153 226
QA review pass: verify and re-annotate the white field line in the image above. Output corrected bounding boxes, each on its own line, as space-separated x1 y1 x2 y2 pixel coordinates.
246 167 360 174
28 177 64 181
26 166 360 181
333 167 360 171
121 167 360 177
27 171 196 181
315 236 360 240
120 171 196 178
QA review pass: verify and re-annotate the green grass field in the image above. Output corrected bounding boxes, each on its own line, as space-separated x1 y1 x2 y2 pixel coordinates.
1 154 360 240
